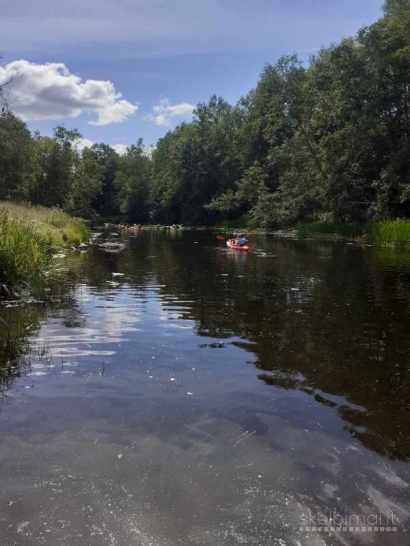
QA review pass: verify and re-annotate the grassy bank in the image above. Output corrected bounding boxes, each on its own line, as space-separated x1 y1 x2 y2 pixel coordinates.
296 220 410 248
0 202 90 299
0 202 90 246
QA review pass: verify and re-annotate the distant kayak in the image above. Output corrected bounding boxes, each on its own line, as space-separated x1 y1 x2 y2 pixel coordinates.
226 240 252 251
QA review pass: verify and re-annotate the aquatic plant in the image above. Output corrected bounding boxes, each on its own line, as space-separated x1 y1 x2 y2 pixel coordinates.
366 220 410 248
296 220 410 248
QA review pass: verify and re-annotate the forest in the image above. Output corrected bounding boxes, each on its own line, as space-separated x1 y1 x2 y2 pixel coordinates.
1 0 410 228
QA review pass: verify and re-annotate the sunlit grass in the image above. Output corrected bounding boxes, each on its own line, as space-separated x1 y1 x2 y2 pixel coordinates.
0 202 90 298
0 202 90 247
0 210 54 297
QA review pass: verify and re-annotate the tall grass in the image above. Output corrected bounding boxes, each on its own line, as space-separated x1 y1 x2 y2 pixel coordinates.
0 202 90 299
0 202 90 247
296 220 410 248
296 222 365 239
367 220 410 247
0 211 53 297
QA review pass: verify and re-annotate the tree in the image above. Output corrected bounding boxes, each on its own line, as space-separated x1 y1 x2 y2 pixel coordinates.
31 126 81 209
89 144 121 217
383 0 410 16
114 139 152 223
0 112 37 201
70 148 104 217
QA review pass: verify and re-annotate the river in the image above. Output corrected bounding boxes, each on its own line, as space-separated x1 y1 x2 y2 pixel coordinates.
0 229 409 545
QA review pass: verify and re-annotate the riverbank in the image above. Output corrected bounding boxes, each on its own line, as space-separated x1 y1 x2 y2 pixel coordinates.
0 202 90 299
293 221 410 248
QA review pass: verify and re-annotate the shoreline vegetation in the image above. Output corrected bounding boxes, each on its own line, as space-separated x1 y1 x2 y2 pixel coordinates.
0 202 90 299
104 217 410 249
294 220 410 248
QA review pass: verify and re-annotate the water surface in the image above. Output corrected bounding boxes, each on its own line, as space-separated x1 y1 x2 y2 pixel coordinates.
0 230 409 545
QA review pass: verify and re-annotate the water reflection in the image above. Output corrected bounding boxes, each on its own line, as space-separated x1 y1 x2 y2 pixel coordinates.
24 234 408 461
0 306 40 395
0 230 410 544
4 232 409 460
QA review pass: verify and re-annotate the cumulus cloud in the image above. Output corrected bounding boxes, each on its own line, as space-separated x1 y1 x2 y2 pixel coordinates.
74 139 131 156
148 98 195 127
0 60 138 125
113 143 155 157
112 144 128 156
75 138 94 152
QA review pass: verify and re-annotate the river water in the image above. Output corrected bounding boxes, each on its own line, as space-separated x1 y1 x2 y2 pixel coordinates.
0 229 409 546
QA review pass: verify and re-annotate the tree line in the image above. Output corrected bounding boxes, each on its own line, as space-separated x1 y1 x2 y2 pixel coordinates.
1 0 410 227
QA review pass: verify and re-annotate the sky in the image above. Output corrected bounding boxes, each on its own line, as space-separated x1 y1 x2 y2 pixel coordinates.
0 0 383 153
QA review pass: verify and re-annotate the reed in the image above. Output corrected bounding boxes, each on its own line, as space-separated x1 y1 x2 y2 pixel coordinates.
367 220 410 248
296 220 410 248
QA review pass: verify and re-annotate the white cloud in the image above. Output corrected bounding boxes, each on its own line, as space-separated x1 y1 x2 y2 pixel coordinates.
0 60 138 125
148 98 195 127
112 144 128 156
73 139 131 156
75 138 94 152
113 143 155 157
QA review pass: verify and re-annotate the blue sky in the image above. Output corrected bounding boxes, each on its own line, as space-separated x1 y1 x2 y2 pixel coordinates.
0 0 382 151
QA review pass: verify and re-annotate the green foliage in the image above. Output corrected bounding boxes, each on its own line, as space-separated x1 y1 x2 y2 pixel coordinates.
0 202 90 248
114 139 152 223
89 143 121 217
384 0 410 15
367 220 410 246
0 111 38 201
0 210 52 296
150 96 244 225
216 214 257 230
0 204 90 298
296 220 410 248
296 222 365 239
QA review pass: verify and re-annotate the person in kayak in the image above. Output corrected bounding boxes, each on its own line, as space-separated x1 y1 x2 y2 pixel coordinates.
235 234 249 247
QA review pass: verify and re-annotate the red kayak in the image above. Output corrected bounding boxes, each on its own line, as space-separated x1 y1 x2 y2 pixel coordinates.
226 240 252 251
